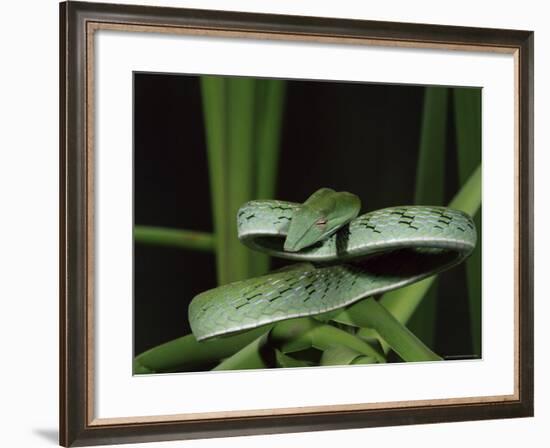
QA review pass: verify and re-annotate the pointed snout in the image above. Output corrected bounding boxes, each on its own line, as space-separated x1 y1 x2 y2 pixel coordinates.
284 213 323 252
283 231 308 252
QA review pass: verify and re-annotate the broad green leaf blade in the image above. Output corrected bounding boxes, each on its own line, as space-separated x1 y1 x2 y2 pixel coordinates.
356 327 384 355
226 77 257 281
275 350 313 368
269 317 317 354
406 283 438 349
351 356 377 365
213 332 272 371
133 361 154 374
334 298 442 362
134 226 215 252
309 321 385 363
270 317 385 362
255 79 286 200
320 346 365 366
133 325 271 374
408 86 449 347
250 79 286 277
448 164 481 215
464 212 481 356
201 77 286 283
378 277 437 331
414 87 448 206
454 89 481 175
200 76 231 285
285 347 322 365
454 88 482 357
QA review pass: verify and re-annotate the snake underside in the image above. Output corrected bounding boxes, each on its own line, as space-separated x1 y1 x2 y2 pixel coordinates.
189 201 477 341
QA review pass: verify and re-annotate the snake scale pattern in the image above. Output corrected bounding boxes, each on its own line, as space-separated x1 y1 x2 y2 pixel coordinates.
189 196 477 341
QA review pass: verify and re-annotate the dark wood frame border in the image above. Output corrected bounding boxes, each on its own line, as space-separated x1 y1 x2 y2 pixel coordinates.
60 1 534 446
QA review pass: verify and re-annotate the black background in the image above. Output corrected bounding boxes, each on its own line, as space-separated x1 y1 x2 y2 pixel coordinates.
134 73 472 359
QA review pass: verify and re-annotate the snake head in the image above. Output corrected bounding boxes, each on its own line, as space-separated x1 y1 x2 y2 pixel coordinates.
284 188 361 252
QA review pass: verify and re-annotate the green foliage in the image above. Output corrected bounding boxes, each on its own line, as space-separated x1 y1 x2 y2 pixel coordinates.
133 82 482 373
380 165 481 329
200 77 232 284
275 350 313 368
134 325 272 373
134 226 215 252
334 298 442 362
407 87 448 348
213 333 272 371
209 317 385 371
320 346 376 366
201 76 286 283
454 88 482 357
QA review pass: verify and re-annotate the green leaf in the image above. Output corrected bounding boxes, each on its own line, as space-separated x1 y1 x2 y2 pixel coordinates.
255 79 286 200
356 327 384 354
270 317 385 363
351 356 377 365
200 77 232 285
201 77 286 282
309 321 385 363
226 78 257 281
408 86 449 347
320 346 367 366
250 79 286 277
454 88 482 357
213 332 272 371
414 87 448 206
134 226 215 252
448 164 481 215
275 350 313 368
334 298 442 362
269 317 318 353
133 325 271 374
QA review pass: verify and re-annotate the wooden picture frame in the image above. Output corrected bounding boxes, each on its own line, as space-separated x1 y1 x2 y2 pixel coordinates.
59 1 533 446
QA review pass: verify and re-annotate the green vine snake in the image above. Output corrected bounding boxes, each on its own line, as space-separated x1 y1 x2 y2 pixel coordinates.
189 188 477 341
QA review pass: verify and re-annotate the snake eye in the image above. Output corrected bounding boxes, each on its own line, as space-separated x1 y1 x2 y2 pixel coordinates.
316 218 327 227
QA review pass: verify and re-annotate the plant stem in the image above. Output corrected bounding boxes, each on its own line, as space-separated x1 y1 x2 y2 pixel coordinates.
454 88 482 357
255 79 286 200
200 76 231 285
309 322 386 363
275 350 312 368
213 333 271 371
269 318 385 363
334 298 442 362
200 76 286 282
134 226 215 252
448 164 481 214
408 86 448 347
227 77 257 281
250 79 286 277
133 325 271 374
415 87 448 206
320 346 373 366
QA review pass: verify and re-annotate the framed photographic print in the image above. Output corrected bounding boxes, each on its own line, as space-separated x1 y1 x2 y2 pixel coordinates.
59 1 534 446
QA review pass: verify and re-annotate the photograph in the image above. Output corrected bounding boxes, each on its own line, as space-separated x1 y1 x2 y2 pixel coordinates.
132 73 482 374
56 1 534 445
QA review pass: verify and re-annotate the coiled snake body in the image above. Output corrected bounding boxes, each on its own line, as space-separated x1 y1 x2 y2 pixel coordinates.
189 188 477 341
